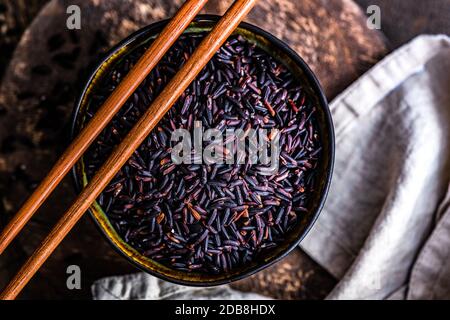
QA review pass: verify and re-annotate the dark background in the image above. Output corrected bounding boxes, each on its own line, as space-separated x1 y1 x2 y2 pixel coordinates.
0 0 449 300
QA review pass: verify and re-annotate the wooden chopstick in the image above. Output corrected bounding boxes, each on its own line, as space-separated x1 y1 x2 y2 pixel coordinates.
0 0 209 255
0 0 258 300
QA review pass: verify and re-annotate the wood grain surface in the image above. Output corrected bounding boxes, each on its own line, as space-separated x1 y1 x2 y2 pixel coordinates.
0 0 389 299
0 0 49 77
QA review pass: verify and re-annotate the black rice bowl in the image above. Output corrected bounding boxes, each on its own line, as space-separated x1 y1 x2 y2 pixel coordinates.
72 16 334 285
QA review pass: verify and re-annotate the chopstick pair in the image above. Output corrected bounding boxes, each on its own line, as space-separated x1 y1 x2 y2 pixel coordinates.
0 0 258 300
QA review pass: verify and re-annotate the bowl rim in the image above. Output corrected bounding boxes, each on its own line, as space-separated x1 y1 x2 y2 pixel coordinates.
70 14 335 286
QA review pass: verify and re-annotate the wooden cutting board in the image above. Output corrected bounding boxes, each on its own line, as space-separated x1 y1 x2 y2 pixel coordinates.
0 0 387 299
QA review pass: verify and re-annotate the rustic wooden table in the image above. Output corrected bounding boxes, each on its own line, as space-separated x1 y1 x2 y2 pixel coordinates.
0 0 449 300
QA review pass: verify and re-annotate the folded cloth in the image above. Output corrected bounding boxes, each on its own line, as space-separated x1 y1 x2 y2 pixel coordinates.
301 35 450 300
92 273 270 300
92 35 450 300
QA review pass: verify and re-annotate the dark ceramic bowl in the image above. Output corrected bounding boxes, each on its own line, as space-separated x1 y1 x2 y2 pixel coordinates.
71 15 334 286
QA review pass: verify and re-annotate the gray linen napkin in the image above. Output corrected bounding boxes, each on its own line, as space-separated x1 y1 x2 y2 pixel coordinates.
301 34 450 300
92 35 450 300
92 273 270 300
